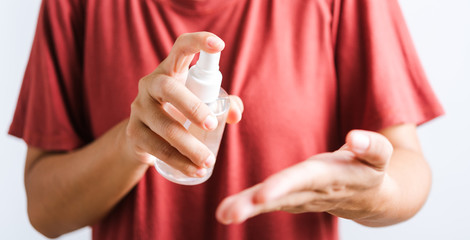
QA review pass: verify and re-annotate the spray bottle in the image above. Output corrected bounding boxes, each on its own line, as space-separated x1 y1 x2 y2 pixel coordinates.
154 51 230 185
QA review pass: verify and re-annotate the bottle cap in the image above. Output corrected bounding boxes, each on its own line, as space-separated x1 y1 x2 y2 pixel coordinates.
186 51 223 103
197 51 220 71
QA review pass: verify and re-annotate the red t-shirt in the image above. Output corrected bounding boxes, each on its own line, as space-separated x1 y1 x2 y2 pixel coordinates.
10 0 443 239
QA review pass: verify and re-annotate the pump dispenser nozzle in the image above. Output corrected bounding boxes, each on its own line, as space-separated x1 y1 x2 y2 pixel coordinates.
198 51 220 71
185 51 223 103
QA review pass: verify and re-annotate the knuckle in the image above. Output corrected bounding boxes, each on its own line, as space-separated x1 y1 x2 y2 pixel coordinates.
173 33 191 53
138 76 163 102
159 77 178 99
130 100 140 114
176 32 190 42
125 123 137 141
129 101 146 127
158 142 176 160
161 121 184 142
130 101 136 114
125 122 144 156
137 77 148 93
190 101 204 120
125 116 141 141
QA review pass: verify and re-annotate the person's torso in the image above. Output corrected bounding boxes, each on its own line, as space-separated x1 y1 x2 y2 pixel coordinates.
83 0 340 239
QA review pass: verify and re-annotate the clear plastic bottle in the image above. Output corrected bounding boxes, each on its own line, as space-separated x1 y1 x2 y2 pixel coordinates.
154 51 230 185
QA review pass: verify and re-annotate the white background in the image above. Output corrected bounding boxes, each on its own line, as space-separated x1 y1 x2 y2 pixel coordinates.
1 0 469 239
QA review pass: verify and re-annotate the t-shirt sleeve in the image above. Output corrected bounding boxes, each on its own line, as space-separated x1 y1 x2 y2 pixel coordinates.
333 0 444 136
9 0 89 151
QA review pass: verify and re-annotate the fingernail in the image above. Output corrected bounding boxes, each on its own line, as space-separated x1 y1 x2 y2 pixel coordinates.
351 132 370 154
205 154 216 168
203 115 218 130
207 36 223 49
195 168 207 178
219 215 232 225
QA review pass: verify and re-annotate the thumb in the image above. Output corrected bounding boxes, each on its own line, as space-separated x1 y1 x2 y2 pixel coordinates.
346 130 393 170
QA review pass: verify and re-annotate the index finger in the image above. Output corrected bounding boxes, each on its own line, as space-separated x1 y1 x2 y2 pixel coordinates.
147 32 226 129
252 151 359 204
252 158 330 204
160 32 225 76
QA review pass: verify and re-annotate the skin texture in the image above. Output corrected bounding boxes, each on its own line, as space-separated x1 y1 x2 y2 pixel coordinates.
215 124 431 227
23 32 431 237
24 32 243 238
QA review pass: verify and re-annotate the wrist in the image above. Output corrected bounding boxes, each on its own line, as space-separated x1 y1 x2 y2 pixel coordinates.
326 173 397 225
353 174 400 227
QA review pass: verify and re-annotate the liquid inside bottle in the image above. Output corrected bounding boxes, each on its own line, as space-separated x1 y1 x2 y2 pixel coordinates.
154 89 230 185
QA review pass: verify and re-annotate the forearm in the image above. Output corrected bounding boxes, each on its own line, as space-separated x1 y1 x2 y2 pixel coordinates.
355 147 431 226
25 119 149 238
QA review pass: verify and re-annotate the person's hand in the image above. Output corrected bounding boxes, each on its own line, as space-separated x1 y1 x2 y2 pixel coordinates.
216 130 394 224
125 32 244 177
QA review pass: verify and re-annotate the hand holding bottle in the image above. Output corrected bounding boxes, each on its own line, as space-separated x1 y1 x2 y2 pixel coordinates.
125 32 243 180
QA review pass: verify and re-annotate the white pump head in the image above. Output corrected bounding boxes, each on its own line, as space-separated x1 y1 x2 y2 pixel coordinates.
185 51 223 103
197 51 220 71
